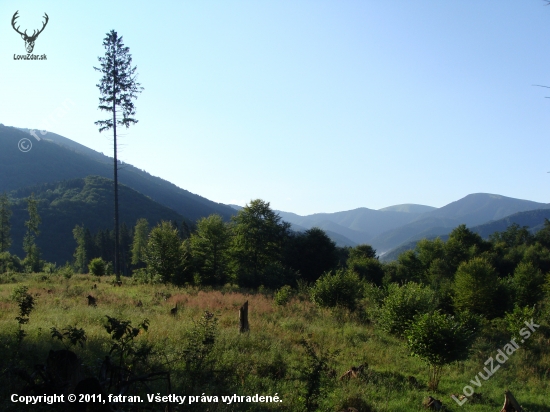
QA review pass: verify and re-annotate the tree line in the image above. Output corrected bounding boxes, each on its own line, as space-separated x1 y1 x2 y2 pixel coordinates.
77 199 344 289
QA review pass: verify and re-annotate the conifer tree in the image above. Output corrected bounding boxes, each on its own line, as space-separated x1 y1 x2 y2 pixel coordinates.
95 30 143 280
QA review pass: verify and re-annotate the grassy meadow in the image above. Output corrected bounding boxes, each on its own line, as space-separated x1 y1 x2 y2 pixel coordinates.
0 273 549 412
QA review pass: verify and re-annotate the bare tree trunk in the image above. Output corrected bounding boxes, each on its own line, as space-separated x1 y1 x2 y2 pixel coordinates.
500 390 524 412
239 300 249 333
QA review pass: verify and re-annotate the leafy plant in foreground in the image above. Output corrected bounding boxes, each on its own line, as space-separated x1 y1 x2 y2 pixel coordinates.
51 325 87 348
105 316 151 378
298 338 339 412
406 310 476 390
11 286 35 344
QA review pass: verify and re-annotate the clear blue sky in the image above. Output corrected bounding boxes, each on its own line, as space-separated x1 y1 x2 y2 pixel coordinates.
1 1 549 215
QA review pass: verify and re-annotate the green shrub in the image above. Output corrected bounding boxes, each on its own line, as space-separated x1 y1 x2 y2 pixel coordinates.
504 305 537 339
105 262 114 276
406 310 476 390
310 269 363 311
274 285 292 306
58 263 73 279
88 257 106 277
0 252 22 274
42 262 57 275
132 267 157 284
378 282 436 336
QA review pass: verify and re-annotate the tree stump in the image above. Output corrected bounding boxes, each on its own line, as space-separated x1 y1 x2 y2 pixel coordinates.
500 390 524 412
239 301 249 333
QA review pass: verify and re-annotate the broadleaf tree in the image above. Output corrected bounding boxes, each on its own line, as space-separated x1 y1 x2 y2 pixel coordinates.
190 214 231 286
231 199 290 287
131 218 149 267
95 30 143 280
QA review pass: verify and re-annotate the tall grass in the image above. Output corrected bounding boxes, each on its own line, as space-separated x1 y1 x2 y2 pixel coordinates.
0 273 548 411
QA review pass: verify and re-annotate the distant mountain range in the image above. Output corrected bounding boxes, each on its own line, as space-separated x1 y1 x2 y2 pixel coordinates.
265 195 550 255
381 208 550 262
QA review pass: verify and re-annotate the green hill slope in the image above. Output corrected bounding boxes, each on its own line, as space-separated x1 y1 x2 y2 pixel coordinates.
6 176 187 265
0 125 235 222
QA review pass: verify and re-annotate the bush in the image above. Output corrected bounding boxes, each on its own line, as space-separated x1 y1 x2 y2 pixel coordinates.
88 257 106 277
310 269 363 311
42 262 57 275
378 282 436 337
274 285 292 306
406 310 476 390
0 252 22 274
58 263 73 279
504 305 537 339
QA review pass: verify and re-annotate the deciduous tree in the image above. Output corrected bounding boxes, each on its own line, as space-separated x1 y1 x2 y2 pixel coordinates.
145 221 182 283
230 199 290 287
131 218 149 267
190 214 231 286
453 257 499 318
284 227 338 284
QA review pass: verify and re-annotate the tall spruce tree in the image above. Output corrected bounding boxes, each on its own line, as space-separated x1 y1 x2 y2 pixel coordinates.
95 30 143 280
0 192 12 253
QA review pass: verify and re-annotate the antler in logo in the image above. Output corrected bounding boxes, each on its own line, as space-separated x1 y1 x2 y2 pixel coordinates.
12 11 49 54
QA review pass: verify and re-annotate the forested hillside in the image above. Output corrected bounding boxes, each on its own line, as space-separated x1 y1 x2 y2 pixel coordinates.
4 176 187 265
0 125 235 221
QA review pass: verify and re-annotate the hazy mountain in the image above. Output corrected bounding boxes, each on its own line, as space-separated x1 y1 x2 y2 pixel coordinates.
0 124 236 222
468 208 550 239
378 204 436 213
276 207 425 245
6 176 188 264
371 193 550 254
380 207 550 261
229 204 356 246
321 230 357 247
421 193 547 222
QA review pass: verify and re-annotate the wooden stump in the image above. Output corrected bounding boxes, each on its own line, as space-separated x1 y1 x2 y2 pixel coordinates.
500 390 523 412
239 300 249 333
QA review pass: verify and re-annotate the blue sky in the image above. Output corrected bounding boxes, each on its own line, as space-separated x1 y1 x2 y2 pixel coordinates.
1 1 549 215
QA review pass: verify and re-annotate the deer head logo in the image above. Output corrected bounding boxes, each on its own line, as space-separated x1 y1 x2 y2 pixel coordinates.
11 11 49 54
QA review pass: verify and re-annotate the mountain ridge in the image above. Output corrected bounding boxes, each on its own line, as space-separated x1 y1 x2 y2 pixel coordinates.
0 125 236 222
